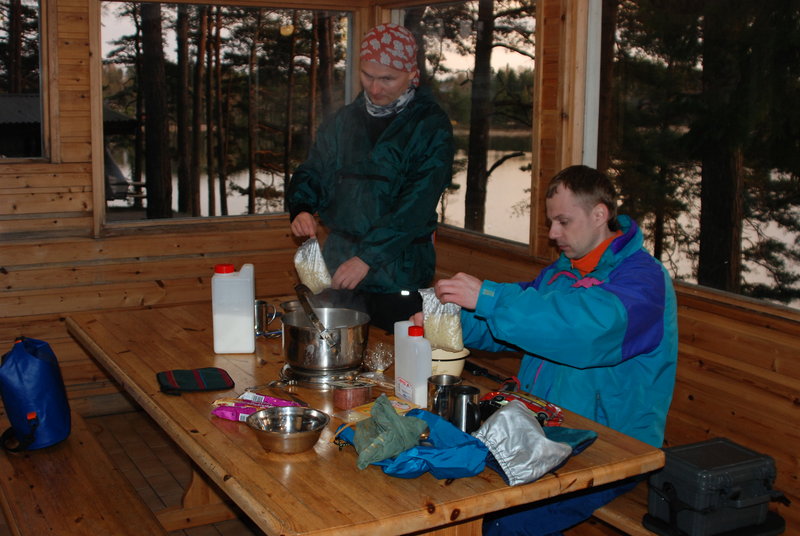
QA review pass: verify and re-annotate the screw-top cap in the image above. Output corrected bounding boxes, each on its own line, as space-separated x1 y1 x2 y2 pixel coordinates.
408 325 424 337
214 263 235 274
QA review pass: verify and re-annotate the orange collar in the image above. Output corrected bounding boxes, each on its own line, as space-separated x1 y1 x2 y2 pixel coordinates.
571 231 622 276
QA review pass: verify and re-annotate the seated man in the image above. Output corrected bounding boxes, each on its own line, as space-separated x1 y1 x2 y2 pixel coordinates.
424 164 678 535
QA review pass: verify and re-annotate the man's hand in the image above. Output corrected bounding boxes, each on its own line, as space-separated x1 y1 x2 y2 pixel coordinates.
332 257 370 290
290 212 317 238
435 272 483 310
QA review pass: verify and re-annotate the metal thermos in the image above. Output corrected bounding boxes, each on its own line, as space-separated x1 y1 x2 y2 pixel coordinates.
450 385 481 433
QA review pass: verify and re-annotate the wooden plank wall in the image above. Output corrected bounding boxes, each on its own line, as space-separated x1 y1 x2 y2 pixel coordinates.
0 220 300 415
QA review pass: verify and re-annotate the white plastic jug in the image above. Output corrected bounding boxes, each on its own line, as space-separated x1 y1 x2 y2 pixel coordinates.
394 323 432 407
212 263 255 354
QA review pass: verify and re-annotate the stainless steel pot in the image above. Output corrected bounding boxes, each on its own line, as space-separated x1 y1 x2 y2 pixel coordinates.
282 308 370 372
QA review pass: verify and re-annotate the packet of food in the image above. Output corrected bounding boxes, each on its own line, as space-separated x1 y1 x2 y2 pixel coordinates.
210 394 300 422
293 238 332 294
419 287 464 352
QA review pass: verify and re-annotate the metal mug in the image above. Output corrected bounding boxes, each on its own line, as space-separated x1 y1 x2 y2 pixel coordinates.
254 300 278 337
450 385 481 433
426 374 463 421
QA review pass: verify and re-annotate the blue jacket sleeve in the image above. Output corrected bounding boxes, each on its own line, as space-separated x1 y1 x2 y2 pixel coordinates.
470 259 666 369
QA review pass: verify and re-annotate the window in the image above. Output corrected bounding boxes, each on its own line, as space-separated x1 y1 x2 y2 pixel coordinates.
100 3 351 220
601 2 800 308
0 0 43 158
398 1 536 244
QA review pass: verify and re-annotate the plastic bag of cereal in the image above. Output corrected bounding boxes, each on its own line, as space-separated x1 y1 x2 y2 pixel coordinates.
293 238 331 294
419 287 464 352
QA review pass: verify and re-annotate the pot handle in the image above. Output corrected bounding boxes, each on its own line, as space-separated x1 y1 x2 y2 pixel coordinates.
294 284 338 350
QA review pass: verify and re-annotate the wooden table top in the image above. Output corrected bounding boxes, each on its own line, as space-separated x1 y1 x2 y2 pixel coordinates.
66 302 664 536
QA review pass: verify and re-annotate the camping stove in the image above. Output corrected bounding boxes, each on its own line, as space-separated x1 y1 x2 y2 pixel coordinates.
279 363 361 390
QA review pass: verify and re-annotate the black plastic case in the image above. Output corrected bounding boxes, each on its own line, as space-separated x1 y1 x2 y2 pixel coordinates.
647 438 777 536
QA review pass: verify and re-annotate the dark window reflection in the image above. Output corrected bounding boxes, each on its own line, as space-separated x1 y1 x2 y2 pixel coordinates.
0 0 42 158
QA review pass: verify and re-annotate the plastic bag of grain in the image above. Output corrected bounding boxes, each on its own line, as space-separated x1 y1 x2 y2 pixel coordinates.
419 287 464 352
293 238 331 294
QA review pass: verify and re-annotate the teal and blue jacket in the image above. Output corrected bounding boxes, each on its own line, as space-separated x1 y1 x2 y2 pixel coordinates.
462 216 677 447
287 87 454 293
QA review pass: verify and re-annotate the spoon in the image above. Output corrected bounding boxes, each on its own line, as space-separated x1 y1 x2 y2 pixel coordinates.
294 284 339 352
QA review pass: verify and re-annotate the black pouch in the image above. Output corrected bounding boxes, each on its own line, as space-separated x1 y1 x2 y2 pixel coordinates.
156 367 234 396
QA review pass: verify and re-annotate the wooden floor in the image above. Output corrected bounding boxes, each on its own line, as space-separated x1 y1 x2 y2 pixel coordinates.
91 410 265 536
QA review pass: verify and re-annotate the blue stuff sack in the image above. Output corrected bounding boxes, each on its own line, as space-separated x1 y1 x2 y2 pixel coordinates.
0 337 71 451
336 408 488 479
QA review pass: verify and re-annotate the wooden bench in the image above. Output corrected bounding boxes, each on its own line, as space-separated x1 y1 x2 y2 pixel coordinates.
0 409 168 536
592 481 653 535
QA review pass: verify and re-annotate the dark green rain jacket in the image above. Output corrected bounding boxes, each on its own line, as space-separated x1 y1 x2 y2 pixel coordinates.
287 87 455 293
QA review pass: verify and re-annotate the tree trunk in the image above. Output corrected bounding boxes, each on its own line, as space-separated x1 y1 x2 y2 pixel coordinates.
140 3 172 218
8 0 23 93
653 166 666 260
247 10 262 214
132 7 145 210
175 5 191 215
596 0 618 173
464 0 494 232
214 8 227 216
189 6 207 217
697 3 744 292
307 13 319 145
317 14 334 121
205 11 216 216
282 10 298 212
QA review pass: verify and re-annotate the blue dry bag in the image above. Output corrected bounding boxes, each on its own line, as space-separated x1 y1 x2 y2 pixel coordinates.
0 337 71 451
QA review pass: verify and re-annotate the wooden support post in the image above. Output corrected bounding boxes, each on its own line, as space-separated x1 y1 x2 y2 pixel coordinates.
155 468 237 531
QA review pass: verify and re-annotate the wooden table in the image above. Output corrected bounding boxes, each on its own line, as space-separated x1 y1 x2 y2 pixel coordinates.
66 303 664 536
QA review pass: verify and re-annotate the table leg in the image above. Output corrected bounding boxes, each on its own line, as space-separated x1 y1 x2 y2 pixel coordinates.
155 468 237 531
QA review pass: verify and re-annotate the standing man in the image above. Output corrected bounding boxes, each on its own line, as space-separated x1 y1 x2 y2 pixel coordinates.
287 23 454 331
429 165 678 535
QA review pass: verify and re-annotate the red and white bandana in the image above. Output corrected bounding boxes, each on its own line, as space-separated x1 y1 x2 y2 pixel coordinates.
360 23 419 87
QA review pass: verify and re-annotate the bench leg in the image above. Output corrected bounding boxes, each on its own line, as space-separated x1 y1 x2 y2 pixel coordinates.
155 469 237 531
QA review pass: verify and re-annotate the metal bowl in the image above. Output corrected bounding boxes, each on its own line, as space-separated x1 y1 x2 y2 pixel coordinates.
246 406 330 454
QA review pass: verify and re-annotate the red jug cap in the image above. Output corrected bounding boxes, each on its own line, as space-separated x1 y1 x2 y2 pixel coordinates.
214 263 235 274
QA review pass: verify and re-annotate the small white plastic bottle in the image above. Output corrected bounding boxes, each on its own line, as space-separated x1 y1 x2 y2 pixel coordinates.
212 263 255 354
394 324 432 407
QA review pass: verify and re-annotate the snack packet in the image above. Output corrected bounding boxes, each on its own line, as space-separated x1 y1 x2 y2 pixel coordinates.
419 287 464 352
294 238 331 294
211 394 300 422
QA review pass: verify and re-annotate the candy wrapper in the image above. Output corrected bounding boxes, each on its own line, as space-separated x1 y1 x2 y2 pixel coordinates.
419 287 464 352
211 393 301 422
294 238 331 294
